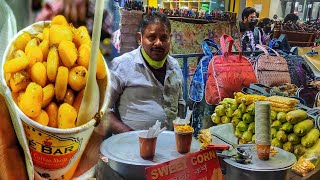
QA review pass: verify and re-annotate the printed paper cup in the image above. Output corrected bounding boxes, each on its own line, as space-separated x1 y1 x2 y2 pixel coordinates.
1 21 110 179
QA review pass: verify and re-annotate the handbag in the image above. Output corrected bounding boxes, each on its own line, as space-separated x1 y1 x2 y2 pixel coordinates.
189 39 221 102
296 64 320 108
269 35 315 87
205 34 258 105
280 50 315 87
255 44 291 86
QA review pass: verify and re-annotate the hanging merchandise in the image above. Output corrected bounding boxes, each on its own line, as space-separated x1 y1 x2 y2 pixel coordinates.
281 51 315 88
254 44 291 87
295 64 320 108
189 39 221 137
268 35 315 87
205 34 258 105
189 39 221 102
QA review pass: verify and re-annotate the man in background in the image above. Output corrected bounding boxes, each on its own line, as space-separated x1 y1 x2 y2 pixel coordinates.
240 7 265 51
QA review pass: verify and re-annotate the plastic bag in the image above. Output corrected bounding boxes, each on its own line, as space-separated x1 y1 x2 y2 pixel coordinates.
292 139 320 176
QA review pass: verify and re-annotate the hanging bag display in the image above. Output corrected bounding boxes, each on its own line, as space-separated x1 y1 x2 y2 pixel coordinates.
280 50 315 87
255 44 291 86
269 35 315 87
205 34 258 105
189 40 221 136
189 39 221 102
296 64 320 108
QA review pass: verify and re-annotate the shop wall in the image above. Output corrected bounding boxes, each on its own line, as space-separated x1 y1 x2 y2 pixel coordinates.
229 0 241 14
246 0 271 18
148 0 157 7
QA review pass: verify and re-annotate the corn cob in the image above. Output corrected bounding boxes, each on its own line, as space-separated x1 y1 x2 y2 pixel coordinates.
271 106 296 112
266 96 299 106
234 92 267 105
270 101 296 109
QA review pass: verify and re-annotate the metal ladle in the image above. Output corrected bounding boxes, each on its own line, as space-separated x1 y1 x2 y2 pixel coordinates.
212 132 252 160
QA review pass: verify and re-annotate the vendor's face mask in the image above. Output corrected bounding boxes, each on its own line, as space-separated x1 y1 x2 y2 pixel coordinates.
141 47 168 69
139 23 171 68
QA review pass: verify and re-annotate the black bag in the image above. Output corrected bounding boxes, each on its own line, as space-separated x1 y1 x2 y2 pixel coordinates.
280 51 315 87
296 64 319 108
269 34 315 87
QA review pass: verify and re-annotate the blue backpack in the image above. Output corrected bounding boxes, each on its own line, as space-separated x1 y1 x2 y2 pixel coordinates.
189 39 221 102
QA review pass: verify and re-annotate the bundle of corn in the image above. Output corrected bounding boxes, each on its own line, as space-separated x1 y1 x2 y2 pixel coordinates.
266 96 299 112
234 92 266 105
197 129 212 149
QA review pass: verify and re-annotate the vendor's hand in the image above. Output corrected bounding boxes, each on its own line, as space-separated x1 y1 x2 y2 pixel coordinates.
0 95 28 180
63 0 87 25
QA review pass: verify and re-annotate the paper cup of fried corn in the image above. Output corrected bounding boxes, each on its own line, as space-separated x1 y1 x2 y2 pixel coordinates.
174 125 194 154
0 15 110 179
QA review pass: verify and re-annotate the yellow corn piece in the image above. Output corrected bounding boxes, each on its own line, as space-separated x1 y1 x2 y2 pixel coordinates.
234 92 266 105
175 125 193 133
292 157 315 176
197 129 212 148
234 92 246 103
271 106 296 112
266 96 299 106
270 101 296 109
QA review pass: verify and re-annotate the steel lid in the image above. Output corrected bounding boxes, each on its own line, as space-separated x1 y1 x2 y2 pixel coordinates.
223 144 296 171
100 130 201 166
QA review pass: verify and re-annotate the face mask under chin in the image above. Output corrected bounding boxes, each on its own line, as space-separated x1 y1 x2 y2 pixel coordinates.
141 47 168 69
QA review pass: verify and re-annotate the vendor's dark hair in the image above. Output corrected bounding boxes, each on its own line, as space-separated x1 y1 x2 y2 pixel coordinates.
284 13 299 23
139 12 171 34
242 7 256 21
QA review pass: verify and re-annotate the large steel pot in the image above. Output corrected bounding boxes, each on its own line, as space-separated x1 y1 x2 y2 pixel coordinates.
223 144 296 180
100 130 201 180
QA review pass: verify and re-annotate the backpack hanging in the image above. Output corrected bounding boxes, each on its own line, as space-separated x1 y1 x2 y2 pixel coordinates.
296 64 320 108
269 35 314 87
280 50 315 87
255 44 291 86
189 39 221 102
205 34 258 105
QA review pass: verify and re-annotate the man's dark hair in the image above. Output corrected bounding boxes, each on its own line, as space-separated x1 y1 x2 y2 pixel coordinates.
242 7 256 21
139 12 171 34
284 13 299 23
